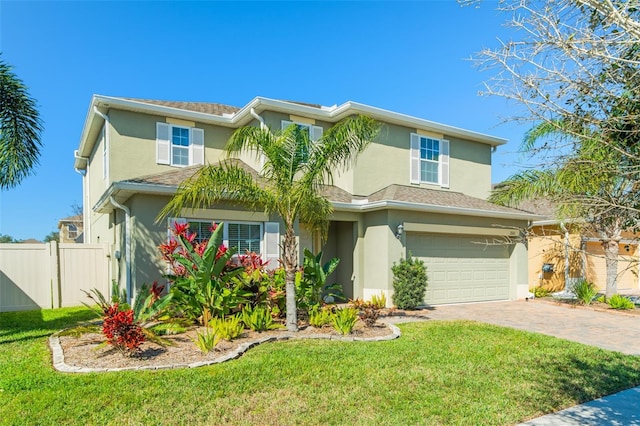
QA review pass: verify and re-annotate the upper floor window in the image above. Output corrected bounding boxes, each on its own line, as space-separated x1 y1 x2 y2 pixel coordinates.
281 120 323 163
410 133 449 188
156 122 204 167
67 224 78 239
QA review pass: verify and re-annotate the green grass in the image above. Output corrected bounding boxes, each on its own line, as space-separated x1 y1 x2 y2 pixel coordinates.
2 307 640 425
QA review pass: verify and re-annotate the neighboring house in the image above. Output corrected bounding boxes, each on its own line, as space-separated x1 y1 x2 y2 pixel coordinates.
74 95 538 305
520 200 639 293
57 215 84 243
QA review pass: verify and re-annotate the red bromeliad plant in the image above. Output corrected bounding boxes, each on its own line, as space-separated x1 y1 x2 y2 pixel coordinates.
158 221 248 323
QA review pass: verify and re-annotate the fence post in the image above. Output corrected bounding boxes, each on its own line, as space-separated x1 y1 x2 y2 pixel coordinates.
49 241 61 309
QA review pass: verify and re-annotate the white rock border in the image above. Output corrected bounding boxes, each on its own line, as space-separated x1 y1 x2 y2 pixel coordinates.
49 322 401 373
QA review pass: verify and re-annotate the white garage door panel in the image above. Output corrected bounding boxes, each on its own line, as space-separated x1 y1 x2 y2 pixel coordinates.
407 234 510 304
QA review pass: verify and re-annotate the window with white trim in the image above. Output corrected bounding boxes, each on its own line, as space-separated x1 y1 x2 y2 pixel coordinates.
227 222 262 254
67 224 78 239
410 133 450 188
156 122 204 167
281 120 323 163
167 218 281 269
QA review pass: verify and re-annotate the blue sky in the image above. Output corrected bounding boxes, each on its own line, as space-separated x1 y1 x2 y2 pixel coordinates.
0 1 530 241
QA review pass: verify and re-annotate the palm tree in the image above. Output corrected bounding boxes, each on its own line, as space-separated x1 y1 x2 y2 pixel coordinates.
159 115 381 331
490 122 640 297
0 56 43 189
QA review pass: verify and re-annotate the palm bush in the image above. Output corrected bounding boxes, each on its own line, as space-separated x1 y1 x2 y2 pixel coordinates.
571 279 598 305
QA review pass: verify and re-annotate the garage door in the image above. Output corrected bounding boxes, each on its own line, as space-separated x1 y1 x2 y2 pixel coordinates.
406 234 510 304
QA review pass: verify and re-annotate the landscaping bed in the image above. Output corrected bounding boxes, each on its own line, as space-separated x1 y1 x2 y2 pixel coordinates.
53 321 396 371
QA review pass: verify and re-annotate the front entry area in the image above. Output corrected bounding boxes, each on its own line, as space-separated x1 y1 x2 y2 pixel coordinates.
406 233 510 304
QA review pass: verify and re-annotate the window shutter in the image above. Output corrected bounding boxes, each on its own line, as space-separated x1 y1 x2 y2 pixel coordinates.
310 125 323 141
156 123 171 165
410 133 420 184
440 140 450 188
191 127 205 165
264 222 280 270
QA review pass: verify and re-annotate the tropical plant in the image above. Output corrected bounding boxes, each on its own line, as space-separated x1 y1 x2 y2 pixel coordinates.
308 305 334 328
236 252 286 316
101 305 145 356
350 299 380 327
82 281 174 351
607 294 635 310
489 121 638 298
209 314 245 340
158 115 381 331
0 55 43 189
391 254 428 310
159 221 249 323
241 305 283 332
297 249 342 310
331 307 359 335
571 279 598 306
192 327 220 354
371 292 387 309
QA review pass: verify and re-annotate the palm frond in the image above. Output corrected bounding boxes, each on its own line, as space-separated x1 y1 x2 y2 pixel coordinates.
0 57 43 189
157 161 276 221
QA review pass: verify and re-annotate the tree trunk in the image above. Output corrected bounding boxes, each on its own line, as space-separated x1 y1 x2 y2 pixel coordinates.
283 226 298 332
602 239 619 298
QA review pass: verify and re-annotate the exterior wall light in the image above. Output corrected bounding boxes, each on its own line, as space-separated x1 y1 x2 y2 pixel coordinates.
396 224 404 239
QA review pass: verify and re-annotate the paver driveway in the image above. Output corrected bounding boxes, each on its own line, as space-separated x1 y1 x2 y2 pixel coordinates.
386 299 640 355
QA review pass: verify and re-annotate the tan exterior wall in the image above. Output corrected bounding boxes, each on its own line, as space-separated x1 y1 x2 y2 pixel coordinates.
107 109 233 183
584 242 638 291
528 225 639 292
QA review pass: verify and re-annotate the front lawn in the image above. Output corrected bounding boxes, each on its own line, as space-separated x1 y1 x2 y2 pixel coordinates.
2 307 640 425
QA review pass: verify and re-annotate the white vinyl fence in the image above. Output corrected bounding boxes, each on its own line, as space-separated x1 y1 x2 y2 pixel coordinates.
0 242 110 312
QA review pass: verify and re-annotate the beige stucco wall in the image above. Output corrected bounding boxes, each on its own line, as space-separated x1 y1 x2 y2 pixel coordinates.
107 109 233 183
527 225 639 292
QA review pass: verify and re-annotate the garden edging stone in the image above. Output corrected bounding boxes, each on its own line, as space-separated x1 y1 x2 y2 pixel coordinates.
48 323 401 373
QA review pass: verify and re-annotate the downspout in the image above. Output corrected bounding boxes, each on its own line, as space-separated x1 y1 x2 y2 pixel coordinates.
110 196 132 304
74 150 90 243
250 108 266 130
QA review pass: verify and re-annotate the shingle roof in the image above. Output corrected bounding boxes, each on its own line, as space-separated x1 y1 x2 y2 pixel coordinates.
123 98 240 116
514 198 556 220
366 184 530 215
123 165 530 216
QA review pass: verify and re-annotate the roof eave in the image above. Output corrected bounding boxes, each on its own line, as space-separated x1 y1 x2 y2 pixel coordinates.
332 200 541 221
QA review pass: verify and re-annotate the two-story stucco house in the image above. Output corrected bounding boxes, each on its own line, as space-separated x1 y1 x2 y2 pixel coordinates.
74 95 537 305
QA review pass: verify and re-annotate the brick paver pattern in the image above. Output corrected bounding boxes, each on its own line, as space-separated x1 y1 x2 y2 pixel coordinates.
387 300 640 355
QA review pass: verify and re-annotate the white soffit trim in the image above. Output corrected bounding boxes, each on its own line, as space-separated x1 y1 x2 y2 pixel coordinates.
332 200 541 221
77 95 508 167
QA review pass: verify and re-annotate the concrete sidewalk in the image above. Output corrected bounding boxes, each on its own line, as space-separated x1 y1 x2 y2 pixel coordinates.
385 300 640 425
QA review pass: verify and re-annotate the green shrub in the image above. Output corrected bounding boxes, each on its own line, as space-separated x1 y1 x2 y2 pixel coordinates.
296 249 343 310
210 314 245 340
391 254 428 310
533 287 550 298
242 305 284 332
308 305 334 328
571 279 598 305
607 294 635 310
331 307 359 335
